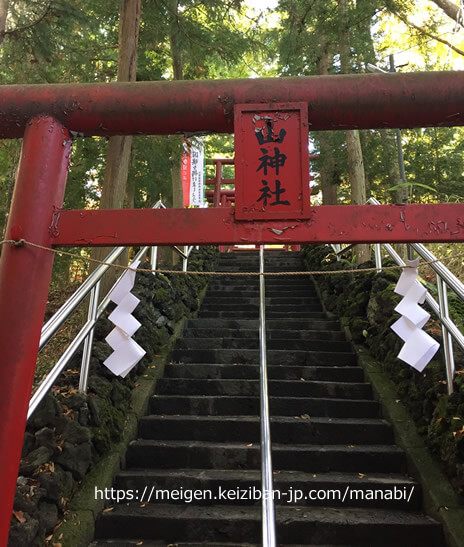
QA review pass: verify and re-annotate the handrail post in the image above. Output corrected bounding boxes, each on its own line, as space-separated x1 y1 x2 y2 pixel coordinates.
407 244 415 261
79 281 101 393
374 244 382 273
183 245 188 272
150 245 158 275
437 277 455 394
259 245 277 547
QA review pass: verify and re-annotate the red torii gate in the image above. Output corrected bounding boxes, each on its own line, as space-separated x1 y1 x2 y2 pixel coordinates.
1 72 464 542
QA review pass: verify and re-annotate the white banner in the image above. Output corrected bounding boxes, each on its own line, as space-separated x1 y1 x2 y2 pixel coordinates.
185 137 204 206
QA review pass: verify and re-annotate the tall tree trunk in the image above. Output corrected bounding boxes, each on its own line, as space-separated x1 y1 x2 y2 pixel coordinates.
379 130 407 204
90 0 141 289
316 40 337 205
0 0 8 50
338 0 370 264
168 0 184 266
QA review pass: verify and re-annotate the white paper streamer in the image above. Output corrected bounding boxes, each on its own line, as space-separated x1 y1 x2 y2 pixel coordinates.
103 259 146 377
391 259 439 372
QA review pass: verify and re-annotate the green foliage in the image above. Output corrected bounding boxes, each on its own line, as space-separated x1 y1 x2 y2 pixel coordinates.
1 0 464 288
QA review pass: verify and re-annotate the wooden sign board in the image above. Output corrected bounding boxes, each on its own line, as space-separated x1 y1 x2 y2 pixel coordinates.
234 103 310 221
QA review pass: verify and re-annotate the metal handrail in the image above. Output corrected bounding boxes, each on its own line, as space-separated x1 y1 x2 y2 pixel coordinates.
28 200 195 419
39 246 125 350
367 197 464 394
259 245 277 547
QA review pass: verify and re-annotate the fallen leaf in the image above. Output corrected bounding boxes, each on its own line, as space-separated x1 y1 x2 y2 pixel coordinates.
453 426 464 439
135 383 140 387
247 443 253 447
273 471 280 475
140 502 148 507
348 445 355 448
103 507 114 513
136 542 144 546
300 414 310 420
358 473 366 478
12 510 26 523
300 377 305 382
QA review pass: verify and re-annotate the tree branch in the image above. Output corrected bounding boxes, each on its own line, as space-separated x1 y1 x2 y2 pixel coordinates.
429 0 464 28
2 2 51 38
395 11 464 57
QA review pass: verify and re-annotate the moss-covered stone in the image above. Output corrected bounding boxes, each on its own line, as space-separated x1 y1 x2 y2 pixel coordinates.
11 246 219 546
303 244 464 496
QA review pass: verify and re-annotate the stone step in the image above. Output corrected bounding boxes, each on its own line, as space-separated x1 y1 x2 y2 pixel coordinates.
91 541 336 547
164 364 364 382
219 258 303 264
113 469 421 510
137 415 392 445
149 395 380 418
205 292 318 301
156 378 370 399
207 280 313 287
185 318 341 331
174 338 352 352
201 296 321 306
126 440 407 473
198 303 323 313
182 327 346 341
219 265 306 271
197 310 328 319
94 504 443 545
170 348 357 366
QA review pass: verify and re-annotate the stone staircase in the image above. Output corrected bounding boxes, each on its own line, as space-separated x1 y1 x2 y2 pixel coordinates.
92 251 445 546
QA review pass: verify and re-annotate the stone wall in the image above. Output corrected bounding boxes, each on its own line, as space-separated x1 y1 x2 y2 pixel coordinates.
8 246 218 546
302 245 464 496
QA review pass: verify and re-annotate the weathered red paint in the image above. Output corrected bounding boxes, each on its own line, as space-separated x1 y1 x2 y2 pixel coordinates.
234 103 310 220
0 117 71 545
0 72 464 138
51 203 464 246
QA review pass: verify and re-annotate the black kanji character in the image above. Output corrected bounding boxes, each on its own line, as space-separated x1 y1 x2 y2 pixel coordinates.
254 119 287 145
257 147 287 176
257 179 290 207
